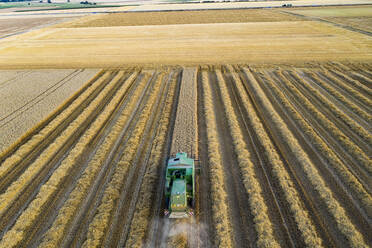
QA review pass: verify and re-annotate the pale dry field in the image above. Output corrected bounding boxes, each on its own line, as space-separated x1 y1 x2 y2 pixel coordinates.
130 0 372 11
0 9 371 68
63 9 299 27
0 69 98 152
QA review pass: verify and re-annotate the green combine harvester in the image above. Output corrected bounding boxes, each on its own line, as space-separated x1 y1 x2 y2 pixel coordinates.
164 152 195 218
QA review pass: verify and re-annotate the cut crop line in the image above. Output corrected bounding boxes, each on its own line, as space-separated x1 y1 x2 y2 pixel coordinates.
225 67 296 247
248 68 337 247
124 71 178 248
290 70 372 148
349 71 372 91
81 72 165 248
200 70 233 248
215 69 279 248
0 71 133 248
228 66 322 248
116 72 171 248
38 71 142 248
275 70 372 176
259 70 372 223
105 71 164 247
325 69 372 109
306 70 370 126
0 71 117 209
60 72 152 248
145 71 182 248
243 68 368 248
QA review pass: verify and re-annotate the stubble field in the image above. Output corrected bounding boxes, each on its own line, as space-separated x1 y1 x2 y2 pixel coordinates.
0 6 371 248
0 8 371 68
0 63 371 247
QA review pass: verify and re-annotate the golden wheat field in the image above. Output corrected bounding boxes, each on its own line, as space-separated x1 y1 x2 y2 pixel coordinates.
0 5 371 248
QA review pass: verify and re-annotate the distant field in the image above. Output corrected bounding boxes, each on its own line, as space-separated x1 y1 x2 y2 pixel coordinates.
0 17 76 38
129 0 372 11
290 6 372 17
62 9 300 27
288 6 372 33
0 9 371 68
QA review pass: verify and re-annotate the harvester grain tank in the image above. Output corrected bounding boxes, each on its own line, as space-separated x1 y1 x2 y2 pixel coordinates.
164 152 195 218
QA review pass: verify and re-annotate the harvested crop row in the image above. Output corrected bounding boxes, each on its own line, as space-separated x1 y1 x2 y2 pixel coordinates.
124 72 178 248
38 71 142 248
325 69 372 108
200 70 233 247
290 70 372 146
82 72 165 248
0 71 132 248
305 70 370 122
167 68 198 248
0 70 110 182
228 66 322 248
0 71 122 221
0 70 104 161
215 69 279 248
259 70 372 219
274 70 372 175
170 67 198 157
350 71 372 89
243 68 368 248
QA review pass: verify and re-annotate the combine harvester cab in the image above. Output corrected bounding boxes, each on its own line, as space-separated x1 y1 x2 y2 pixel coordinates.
165 152 195 218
